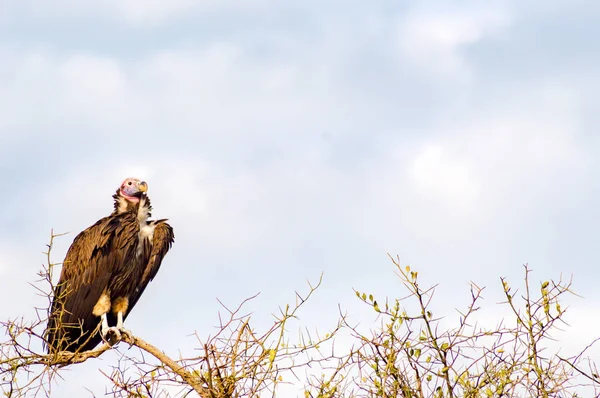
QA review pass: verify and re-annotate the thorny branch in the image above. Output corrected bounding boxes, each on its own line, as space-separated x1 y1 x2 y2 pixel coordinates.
1 232 600 397
1 231 343 397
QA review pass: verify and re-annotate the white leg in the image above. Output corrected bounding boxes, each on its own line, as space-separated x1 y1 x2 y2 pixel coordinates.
100 312 121 344
101 313 110 337
116 311 132 338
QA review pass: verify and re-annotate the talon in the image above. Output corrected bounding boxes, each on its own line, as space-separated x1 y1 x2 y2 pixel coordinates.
119 328 131 336
119 328 133 340
103 326 122 345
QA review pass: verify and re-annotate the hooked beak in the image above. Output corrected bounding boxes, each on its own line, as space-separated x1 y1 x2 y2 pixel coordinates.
138 181 148 193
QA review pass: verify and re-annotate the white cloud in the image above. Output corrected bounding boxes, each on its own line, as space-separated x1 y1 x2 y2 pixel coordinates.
411 144 478 204
3 0 275 26
0 247 15 278
110 0 210 26
396 5 511 74
60 55 125 102
398 77 587 227
0 45 340 147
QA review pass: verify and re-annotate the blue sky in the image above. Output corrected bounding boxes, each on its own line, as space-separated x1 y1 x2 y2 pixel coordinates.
1 0 599 395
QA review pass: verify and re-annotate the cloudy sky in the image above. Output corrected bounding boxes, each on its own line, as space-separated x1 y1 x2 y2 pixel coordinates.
1 0 599 395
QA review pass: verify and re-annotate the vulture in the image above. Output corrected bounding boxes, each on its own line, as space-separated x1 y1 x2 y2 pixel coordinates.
45 178 174 353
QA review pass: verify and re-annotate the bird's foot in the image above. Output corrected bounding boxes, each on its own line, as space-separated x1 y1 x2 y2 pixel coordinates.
103 326 122 346
118 327 133 341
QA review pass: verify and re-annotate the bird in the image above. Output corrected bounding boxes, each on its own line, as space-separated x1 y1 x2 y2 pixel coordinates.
45 178 174 353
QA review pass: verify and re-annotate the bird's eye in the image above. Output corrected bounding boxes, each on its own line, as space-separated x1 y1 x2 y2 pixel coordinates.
128 181 132 185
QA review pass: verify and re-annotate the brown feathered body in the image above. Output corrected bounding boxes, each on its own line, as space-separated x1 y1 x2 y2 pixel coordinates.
46 190 174 353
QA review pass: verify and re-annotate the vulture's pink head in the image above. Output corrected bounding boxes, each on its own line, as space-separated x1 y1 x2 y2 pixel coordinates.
119 177 148 203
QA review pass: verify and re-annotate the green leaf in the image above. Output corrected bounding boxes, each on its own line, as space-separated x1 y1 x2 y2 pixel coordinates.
269 349 276 363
